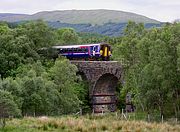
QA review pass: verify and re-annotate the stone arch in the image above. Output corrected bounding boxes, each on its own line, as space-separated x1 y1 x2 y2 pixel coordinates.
71 61 123 113
92 73 119 113
93 73 118 94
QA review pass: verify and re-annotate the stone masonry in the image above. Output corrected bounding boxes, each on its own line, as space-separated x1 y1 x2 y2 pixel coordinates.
71 61 123 113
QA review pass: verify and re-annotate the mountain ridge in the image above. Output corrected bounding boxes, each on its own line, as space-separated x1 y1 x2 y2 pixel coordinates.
0 9 160 25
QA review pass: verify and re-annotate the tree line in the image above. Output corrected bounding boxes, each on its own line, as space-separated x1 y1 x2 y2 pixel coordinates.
0 20 180 120
113 21 180 118
0 20 90 121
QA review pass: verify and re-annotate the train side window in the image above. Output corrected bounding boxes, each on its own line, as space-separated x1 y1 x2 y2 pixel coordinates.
73 48 77 52
77 48 80 52
82 48 88 52
96 46 99 51
79 48 82 52
78 48 81 52
69 48 72 52
60 49 63 53
74 48 78 52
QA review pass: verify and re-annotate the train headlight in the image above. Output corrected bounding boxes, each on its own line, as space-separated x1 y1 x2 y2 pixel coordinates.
109 51 111 56
100 50 103 55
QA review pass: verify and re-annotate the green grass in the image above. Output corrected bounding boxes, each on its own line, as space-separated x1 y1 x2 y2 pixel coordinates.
0 114 180 132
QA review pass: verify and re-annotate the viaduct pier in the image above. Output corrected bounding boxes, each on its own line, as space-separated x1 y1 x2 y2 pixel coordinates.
71 61 123 113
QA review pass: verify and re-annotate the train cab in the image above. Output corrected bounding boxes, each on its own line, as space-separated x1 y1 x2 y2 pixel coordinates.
99 43 112 61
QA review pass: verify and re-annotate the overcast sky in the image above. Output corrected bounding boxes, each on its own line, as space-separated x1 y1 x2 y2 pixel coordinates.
0 0 179 22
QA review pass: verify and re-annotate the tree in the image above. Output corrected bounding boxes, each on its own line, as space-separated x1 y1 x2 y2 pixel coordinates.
0 90 21 128
56 28 80 45
17 20 57 49
14 59 82 116
113 22 180 118
50 57 81 114
16 62 59 116
114 21 144 67
0 24 10 35
50 58 80 114
137 25 180 117
113 21 145 111
0 20 57 78
0 77 23 110
74 75 90 113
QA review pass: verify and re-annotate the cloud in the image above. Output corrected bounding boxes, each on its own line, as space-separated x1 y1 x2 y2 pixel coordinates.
0 0 67 13
0 0 179 22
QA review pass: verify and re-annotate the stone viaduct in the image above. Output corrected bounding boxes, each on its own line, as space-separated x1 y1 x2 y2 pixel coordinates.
71 61 123 113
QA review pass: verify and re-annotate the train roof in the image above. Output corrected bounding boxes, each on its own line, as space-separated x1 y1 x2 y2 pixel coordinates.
52 43 107 49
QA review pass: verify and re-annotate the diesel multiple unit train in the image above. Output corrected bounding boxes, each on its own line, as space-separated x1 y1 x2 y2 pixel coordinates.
51 43 112 61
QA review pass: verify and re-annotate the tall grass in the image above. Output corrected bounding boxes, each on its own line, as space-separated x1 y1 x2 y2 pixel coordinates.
0 114 180 132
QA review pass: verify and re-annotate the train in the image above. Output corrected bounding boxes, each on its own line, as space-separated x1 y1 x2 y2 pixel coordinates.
52 43 112 61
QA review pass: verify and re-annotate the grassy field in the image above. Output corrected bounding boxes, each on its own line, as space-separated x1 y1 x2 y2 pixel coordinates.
0 114 180 132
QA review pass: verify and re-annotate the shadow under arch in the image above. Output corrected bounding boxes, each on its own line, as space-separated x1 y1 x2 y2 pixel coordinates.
92 73 119 113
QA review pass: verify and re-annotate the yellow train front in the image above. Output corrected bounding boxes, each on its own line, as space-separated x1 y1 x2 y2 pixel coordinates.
99 43 112 61
52 43 112 61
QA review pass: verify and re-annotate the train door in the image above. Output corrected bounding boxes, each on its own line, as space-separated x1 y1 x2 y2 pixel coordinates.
90 46 96 57
92 46 96 56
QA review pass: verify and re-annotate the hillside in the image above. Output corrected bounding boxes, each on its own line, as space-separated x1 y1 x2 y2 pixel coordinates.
0 9 160 25
48 21 162 36
174 19 180 23
0 13 28 21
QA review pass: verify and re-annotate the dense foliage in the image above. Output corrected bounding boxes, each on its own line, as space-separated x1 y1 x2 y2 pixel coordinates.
0 20 179 120
113 21 180 118
0 21 89 118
